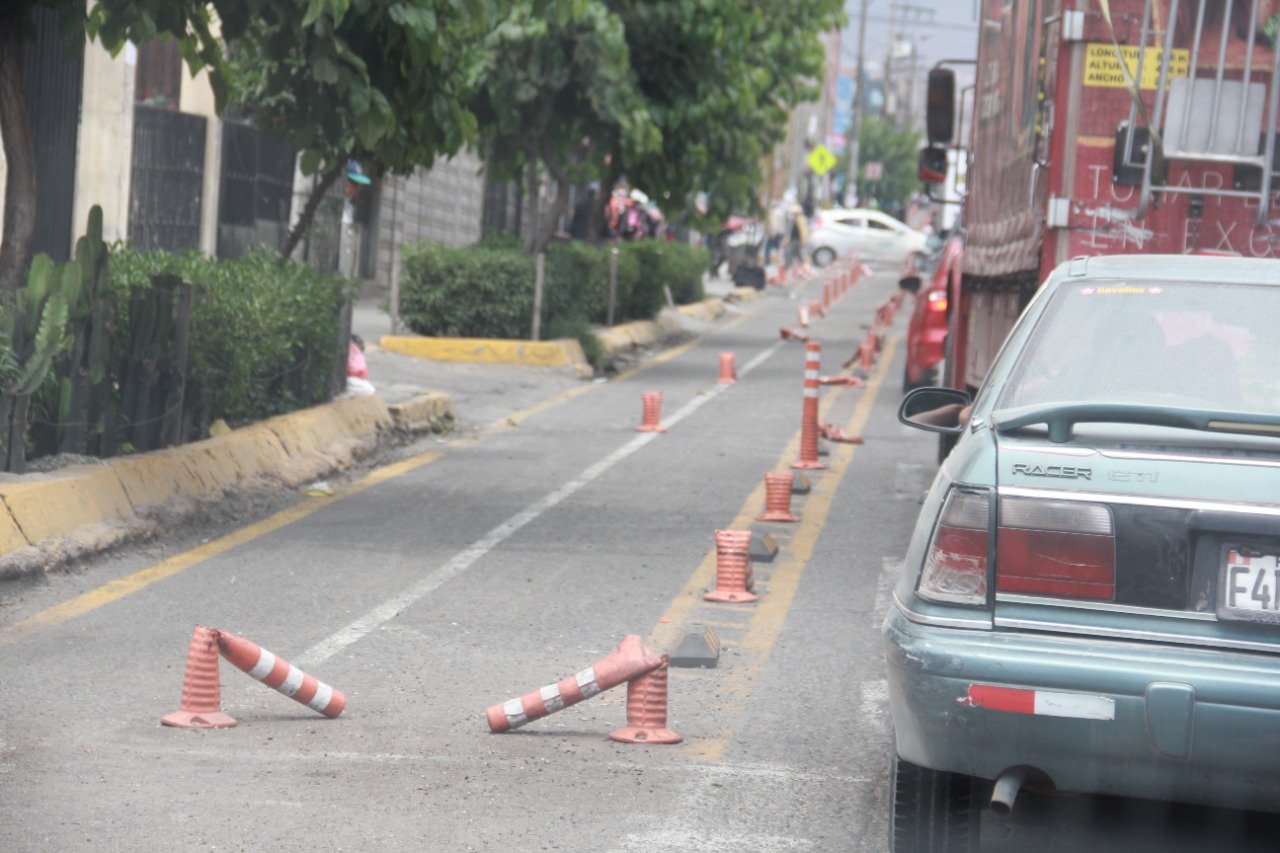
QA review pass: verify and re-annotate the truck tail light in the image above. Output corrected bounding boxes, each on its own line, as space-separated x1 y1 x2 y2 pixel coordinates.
918 489 990 605
996 497 1115 600
927 290 948 313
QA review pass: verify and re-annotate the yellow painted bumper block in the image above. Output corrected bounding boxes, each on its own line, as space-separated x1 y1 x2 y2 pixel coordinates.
381 336 585 368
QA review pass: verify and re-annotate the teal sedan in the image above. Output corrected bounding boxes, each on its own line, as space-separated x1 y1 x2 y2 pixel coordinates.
888 254 1280 851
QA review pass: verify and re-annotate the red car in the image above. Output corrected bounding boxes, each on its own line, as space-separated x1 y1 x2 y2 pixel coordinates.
902 235 961 391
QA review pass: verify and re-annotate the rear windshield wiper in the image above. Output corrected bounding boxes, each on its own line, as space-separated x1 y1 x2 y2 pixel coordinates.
991 403 1280 443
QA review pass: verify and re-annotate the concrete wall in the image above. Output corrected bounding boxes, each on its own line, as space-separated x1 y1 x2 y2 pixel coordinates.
179 58 222 256
73 42 137 244
375 151 485 277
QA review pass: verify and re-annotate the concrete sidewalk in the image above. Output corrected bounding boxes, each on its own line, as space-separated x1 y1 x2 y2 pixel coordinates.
350 269 755 429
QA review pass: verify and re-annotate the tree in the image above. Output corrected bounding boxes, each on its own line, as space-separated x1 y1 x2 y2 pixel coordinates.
0 0 485 300
470 1 659 254
225 0 487 259
848 114 920 209
0 1 226 305
612 0 843 224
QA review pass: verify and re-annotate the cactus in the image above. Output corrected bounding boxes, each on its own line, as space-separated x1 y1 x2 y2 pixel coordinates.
51 205 114 455
0 250 75 470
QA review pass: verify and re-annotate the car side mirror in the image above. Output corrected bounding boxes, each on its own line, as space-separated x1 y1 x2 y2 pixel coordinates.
918 146 948 184
899 386 972 434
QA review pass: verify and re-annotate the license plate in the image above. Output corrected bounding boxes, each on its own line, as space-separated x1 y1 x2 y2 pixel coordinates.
1218 548 1280 624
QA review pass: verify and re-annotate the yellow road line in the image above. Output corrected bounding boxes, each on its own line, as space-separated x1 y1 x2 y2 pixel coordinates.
0 307 761 642
0 452 444 642
650 335 900 761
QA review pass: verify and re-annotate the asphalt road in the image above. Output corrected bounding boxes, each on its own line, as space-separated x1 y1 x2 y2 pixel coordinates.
4 267 1278 851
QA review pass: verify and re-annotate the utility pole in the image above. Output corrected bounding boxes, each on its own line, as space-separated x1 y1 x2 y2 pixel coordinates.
847 0 870 207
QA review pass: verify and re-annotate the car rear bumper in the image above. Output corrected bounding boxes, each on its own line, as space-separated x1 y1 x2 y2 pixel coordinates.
883 603 1280 812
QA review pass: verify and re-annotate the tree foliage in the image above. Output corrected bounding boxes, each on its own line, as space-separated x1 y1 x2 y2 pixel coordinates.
470 0 842 243
848 115 921 209
470 1 660 253
613 0 843 223
225 0 488 257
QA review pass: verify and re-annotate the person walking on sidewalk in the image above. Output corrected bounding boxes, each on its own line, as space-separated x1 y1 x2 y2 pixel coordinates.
785 197 808 268
765 199 787 265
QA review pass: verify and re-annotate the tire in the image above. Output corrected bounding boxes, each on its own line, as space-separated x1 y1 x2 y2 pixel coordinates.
811 246 836 267
889 755 983 852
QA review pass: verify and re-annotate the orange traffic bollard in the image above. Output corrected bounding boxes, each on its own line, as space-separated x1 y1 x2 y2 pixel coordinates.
758 472 799 522
717 352 737 384
610 660 681 744
215 629 347 719
820 375 865 387
162 625 238 729
704 529 758 603
793 341 825 470
821 422 866 445
797 303 810 328
779 326 809 343
637 391 667 432
486 634 664 733
809 298 824 320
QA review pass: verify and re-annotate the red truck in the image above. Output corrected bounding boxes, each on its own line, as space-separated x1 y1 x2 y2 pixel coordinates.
923 0 1280 404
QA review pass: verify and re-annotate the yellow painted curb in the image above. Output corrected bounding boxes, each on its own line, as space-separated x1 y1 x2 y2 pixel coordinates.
0 392 432 567
381 335 581 368
0 498 30 553
387 391 456 432
0 466 133 547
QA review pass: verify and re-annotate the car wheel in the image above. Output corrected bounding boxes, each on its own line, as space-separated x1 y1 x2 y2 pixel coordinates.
889 754 982 852
811 246 836 267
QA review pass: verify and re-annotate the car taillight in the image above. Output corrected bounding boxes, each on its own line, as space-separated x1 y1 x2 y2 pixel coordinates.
927 291 948 312
996 497 1115 600
917 489 990 605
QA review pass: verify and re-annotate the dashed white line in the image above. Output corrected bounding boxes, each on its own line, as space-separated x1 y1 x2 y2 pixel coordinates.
297 341 785 668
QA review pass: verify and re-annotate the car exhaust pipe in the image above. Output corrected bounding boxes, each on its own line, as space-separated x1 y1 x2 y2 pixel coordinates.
989 767 1027 816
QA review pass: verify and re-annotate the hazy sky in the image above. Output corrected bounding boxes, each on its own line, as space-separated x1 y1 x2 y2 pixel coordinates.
838 0 981 84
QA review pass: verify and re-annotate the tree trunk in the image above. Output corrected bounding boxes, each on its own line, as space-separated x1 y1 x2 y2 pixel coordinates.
0 13 36 309
532 177 572 255
280 161 345 264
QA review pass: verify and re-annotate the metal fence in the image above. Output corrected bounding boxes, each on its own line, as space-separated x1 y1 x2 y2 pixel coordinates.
128 106 207 252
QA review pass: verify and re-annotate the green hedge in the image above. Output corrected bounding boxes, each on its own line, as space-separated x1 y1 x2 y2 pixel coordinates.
399 240 709 342
109 247 346 427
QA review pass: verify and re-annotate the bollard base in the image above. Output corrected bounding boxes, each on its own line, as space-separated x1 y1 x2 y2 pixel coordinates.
757 509 798 523
636 424 667 433
610 725 682 744
704 588 759 603
161 710 237 729
791 460 826 471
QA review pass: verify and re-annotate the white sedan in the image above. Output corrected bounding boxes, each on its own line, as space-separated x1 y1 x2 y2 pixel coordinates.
808 208 928 266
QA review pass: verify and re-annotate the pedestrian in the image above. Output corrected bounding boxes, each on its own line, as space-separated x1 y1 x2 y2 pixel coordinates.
765 199 787 266
569 183 599 240
785 198 808 268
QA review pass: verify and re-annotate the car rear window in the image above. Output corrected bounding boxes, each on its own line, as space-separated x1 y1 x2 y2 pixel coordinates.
998 279 1280 416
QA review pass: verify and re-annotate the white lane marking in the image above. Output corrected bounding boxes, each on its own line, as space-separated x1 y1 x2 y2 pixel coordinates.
296 341 785 668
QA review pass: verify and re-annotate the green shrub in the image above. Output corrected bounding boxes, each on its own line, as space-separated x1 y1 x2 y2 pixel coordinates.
110 247 346 429
400 245 535 338
619 241 708 305
545 316 604 372
399 240 709 342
